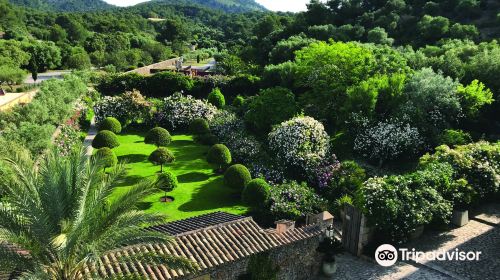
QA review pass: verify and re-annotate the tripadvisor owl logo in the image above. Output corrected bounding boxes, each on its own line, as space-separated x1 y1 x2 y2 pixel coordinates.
375 244 398 266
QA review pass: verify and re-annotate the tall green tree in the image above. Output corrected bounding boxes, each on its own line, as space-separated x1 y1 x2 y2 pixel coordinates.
0 149 195 279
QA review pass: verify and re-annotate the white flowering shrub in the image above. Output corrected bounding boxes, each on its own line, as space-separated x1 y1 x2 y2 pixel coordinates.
268 116 330 176
210 111 263 164
155 93 218 130
94 90 151 125
269 181 326 220
354 119 423 165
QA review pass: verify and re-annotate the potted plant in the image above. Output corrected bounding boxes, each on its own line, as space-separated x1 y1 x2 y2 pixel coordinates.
318 237 343 276
450 179 474 227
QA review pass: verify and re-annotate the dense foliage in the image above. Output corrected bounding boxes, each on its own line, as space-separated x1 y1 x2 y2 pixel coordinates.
224 164 252 191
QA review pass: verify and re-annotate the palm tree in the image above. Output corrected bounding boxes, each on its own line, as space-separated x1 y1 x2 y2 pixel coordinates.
0 148 196 279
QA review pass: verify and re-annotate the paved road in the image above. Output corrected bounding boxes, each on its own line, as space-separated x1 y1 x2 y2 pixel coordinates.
24 71 70 84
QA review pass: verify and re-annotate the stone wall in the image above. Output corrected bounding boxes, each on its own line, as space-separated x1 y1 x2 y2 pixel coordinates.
185 235 323 280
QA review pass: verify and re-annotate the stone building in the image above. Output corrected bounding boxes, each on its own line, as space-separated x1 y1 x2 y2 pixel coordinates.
82 212 331 280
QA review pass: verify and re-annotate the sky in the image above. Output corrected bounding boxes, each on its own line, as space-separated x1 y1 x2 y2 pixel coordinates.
103 0 311 12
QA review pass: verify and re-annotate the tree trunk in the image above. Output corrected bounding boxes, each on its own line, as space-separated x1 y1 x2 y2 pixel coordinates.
160 164 163 173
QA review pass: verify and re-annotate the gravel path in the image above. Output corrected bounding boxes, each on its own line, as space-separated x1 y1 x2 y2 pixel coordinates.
83 117 97 156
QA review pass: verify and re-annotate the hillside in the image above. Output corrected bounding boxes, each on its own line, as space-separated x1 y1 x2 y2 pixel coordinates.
152 0 267 13
8 0 113 11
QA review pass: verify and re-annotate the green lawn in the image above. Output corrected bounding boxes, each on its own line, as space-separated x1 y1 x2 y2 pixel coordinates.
112 129 249 221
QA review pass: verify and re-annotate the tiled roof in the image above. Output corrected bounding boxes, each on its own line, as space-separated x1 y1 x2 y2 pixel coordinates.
82 212 323 280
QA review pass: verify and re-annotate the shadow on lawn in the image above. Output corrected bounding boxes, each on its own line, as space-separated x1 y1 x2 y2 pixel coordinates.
114 174 148 187
118 154 148 163
177 172 210 183
178 177 242 212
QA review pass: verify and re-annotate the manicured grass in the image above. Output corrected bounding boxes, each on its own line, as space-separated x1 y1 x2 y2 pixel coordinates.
112 129 249 221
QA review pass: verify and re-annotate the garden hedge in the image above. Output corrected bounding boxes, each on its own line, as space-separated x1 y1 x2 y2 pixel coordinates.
145 127 172 147
92 130 120 149
190 118 210 135
98 117 122 134
224 164 251 191
242 178 271 207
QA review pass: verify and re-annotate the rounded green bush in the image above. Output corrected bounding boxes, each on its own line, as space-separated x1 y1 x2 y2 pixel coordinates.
194 133 218 146
98 117 122 134
208 88 225 108
94 147 117 169
224 164 251 191
149 147 175 172
242 178 271 207
92 130 120 149
190 118 210 135
207 144 232 168
156 171 178 193
145 127 171 147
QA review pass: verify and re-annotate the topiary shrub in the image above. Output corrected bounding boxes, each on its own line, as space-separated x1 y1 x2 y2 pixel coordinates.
156 171 178 201
92 130 120 149
194 133 218 146
438 129 472 147
145 127 171 147
224 164 251 191
98 117 122 134
242 178 271 207
94 147 117 171
190 118 210 135
207 144 231 170
208 88 225 108
149 147 175 172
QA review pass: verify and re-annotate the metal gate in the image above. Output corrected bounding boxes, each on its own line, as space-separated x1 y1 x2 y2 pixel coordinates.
341 204 363 255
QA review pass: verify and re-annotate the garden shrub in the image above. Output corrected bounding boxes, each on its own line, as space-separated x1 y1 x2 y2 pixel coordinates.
325 161 366 200
232 95 245 107
354 119 423 165
149 147 175 172
242 178 271 207
189 118 210 135
223 74 261 98
145 127 171 147
269 181 326 220
144 71 194 97
98 117 122 134
207 144 232 169
94 90 151 124
420 141 500 202
92 130 120 149
210 111 263 165
208 88 225 108
244 87 298 134
438 129 472 147
360 174 452 243
54 124 82 156
224 164 252 191
268 116 329 177
153 93 217 130
95 72 146 96
95 147 117 170
193 133 218 146
156 171 178 194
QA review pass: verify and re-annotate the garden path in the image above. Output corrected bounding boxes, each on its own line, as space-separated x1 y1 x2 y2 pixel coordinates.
83 117 96 156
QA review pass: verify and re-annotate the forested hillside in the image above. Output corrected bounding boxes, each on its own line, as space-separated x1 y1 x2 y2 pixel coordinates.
8 0 113 11
151 0 267 13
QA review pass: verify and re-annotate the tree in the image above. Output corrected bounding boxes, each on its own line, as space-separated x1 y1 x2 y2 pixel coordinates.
417 15 450 43
207 88 225 108
145 127 172 147
98 117 122 134
207 144 232 170
244 87 298 134
0 149 195 279
94 147 117 172
456 80 493 118
156 171 178 201
189 118 209 135
269 35 317 64
0 65 26 91
224 164 252 191
149 147 175 172
367 27 394 45
92 130 120 149
25 41 62 73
